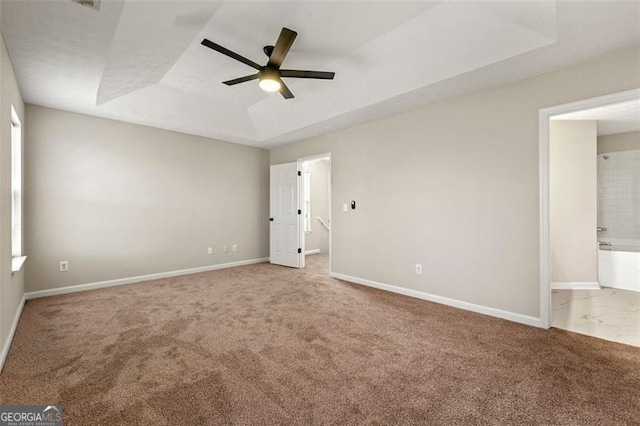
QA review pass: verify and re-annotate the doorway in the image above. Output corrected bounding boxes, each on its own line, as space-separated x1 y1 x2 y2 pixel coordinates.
269 153 331 274
299 154 331 275
539 89 640 346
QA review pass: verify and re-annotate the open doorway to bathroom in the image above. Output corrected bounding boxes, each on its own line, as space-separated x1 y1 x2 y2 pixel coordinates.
299 154 331 275
544 92 639 347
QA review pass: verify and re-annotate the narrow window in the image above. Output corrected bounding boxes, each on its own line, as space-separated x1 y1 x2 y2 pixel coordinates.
11 106 22 258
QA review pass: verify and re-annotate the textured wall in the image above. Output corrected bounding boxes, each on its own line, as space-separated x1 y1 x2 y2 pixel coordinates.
550 120 598 284
271 47 640 319
25 105 269 292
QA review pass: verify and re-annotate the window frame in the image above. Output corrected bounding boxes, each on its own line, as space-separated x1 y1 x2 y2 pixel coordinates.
11 105 26 273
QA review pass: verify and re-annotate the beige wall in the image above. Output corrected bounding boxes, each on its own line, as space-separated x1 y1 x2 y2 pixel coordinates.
0 32 26 359
550 120 598 283
271 46 640 319
305 159 330 253
25 105 269 292
597 130 640 153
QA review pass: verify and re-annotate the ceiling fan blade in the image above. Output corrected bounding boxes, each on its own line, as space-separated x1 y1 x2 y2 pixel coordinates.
279 80 294 99
267 27 297 69
201 39 262 70
280 70 335 80
223 73 260 86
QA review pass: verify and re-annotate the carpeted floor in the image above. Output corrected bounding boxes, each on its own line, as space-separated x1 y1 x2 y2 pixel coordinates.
1 254 638 425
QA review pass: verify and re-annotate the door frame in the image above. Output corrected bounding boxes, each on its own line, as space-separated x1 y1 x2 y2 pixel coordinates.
538 88 640 329
298 153 332 273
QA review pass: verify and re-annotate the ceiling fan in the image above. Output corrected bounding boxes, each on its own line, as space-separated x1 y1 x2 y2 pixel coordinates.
201 27 335 99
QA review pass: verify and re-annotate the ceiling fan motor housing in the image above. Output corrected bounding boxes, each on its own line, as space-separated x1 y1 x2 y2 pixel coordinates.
260 67 280 81
263 45 275 57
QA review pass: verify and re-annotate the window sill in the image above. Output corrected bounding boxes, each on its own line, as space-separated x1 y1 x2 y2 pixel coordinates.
12 256 27 274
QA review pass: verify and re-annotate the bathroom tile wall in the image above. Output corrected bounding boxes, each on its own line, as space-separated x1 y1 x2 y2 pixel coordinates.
598 149 640 240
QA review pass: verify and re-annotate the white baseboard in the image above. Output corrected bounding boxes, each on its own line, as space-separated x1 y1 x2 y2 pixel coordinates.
330 272 543 328
25 257 269 300
305 249 321 255
551 281 601 290
0 294 26 373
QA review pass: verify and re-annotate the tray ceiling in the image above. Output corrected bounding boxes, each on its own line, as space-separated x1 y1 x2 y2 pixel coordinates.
1 0 639 147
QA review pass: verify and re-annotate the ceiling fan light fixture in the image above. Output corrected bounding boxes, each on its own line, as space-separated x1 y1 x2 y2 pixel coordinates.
259 77 281 92
258 68 281 92
201 27 335 99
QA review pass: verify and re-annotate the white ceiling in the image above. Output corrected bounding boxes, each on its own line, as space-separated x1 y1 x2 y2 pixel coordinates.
552 98 640 136
1 1 639 148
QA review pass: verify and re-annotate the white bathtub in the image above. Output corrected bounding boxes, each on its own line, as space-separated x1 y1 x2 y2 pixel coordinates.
598 246 640 292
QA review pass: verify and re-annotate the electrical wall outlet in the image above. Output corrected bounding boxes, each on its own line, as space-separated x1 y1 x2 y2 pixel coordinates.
232 244 238 252
415 264 422 275
60 261 69 272
343 203 348 212
207 247 214 255
223 245 229 253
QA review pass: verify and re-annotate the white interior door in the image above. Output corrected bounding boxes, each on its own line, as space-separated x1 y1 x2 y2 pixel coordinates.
270 162 303 268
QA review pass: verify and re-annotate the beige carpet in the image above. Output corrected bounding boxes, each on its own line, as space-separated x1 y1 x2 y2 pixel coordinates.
1 254 638 425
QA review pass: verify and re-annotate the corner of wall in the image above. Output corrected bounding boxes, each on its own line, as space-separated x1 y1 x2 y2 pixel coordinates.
0 32 26 371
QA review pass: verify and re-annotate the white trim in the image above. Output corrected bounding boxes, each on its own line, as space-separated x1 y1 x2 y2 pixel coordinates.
25 257 269 300
10 105 23 259
0 294 26 373
317 216 330 231
297 153 331 162
305 249 321 255
297 162 305 269
551 282 601 290
331 272 543 328
539 108 551 329
538 88 640 330
328 155 332 274
11 255 27 273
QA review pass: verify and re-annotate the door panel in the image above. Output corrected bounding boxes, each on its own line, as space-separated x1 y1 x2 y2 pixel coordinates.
270 162 302 268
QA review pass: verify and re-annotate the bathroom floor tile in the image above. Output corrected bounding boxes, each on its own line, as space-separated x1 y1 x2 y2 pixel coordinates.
552 288 639 347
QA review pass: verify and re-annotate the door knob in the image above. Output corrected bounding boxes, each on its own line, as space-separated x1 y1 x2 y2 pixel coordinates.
269 218 274 221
